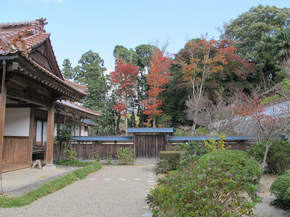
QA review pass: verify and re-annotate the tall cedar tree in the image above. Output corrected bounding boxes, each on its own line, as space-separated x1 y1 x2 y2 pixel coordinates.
110 59 138 133
142 48 171 127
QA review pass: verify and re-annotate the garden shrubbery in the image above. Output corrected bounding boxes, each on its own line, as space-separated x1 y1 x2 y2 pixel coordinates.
270 173 290 209
248 139 290 175
199 150 262 184
117 147 135 164
54 159 94 167
159 151 184 171
148 155 261 216
181 141 208 161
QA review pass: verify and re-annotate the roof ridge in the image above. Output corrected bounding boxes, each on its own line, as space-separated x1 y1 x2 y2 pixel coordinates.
0 18 47 28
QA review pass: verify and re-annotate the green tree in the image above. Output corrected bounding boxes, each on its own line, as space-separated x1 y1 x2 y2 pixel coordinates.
273 27 290 75
76 51 116 135
160 63 191 127
113 45 137 65
135 44 155 127
222 4 290 84
62 58 76 80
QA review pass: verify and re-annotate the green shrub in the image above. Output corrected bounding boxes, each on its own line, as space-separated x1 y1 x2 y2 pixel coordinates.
203 133 229 152
147 155 261 216
89 151 100 161
199 150 261 184
65 148 77 160
173 143 187 151
159 151 184 171
117 147 135 164
156 160 171 175
0 162 101 208
271 174 290 200
270 174 290 209
248 139 290 175
182 141 208 161
54 160 93 167
285 186 290 200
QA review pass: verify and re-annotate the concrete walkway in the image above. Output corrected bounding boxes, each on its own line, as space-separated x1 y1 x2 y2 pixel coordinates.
0 164 156 217
1 165 77 197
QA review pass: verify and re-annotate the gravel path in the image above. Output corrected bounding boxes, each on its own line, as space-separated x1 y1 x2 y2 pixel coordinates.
0 164 155 217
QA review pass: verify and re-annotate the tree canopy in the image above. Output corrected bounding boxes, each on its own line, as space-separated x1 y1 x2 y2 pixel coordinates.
222 4 290 84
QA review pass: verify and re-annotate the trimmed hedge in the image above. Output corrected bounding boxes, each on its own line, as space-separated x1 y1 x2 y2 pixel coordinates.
271 174 290 201
270 173 290 209
54 159 94 167
0 162 102 208
159 151 184 171
148 155 261 216
199 150 261 184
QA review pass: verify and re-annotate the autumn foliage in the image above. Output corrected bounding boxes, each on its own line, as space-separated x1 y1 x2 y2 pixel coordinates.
235 95 290 171
175 37 255 96
110 59 138 116
142 48 171 126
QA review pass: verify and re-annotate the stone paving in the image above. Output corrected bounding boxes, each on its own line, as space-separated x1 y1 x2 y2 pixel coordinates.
0 164 157 217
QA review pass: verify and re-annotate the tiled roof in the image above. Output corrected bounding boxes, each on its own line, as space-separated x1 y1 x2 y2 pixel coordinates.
127 128 174 133
57 100 101 118
0 18 87 97
65 79 88 93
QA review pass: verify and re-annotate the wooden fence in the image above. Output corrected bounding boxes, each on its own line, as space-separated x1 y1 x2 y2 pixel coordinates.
52 140 252 161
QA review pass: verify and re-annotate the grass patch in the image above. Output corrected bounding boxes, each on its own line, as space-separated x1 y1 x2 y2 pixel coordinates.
0 162 102 208
54 159 94 167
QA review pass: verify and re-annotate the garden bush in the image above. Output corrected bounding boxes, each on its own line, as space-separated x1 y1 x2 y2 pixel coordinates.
54 160 93 167
248 139 290 175
159 151 184 171
199 150 261 184
270 173 290 209
181 141 208 160
203 132 229 152
117 147 135 164
147 155 261 216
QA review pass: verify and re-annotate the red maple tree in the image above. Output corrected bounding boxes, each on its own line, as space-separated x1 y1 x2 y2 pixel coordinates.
235 96 290 171
175 36 255 133
142 47 171 127
110 59 138 131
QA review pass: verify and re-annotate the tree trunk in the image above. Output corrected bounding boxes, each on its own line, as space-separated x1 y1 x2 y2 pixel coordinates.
262 142 270 171
153 115 155 128
125 115 128 136
192 110 197 135
116 116 120 134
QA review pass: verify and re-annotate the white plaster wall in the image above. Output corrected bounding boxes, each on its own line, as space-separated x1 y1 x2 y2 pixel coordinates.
81 126 85 136
4 108 30 136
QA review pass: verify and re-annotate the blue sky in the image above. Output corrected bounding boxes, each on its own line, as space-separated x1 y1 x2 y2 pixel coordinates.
2 0 290 73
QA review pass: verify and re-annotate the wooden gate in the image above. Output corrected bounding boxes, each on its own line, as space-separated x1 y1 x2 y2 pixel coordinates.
134 134 167 159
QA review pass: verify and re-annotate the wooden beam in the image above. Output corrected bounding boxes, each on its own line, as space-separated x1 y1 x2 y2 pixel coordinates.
16 55 85 101
46 101 55 165
7 87 51 108
6 75 52 96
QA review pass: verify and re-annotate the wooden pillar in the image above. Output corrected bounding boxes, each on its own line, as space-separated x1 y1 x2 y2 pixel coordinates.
0 87 6 174
28 108 36 165
45 101 55 167
0 60 7 174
